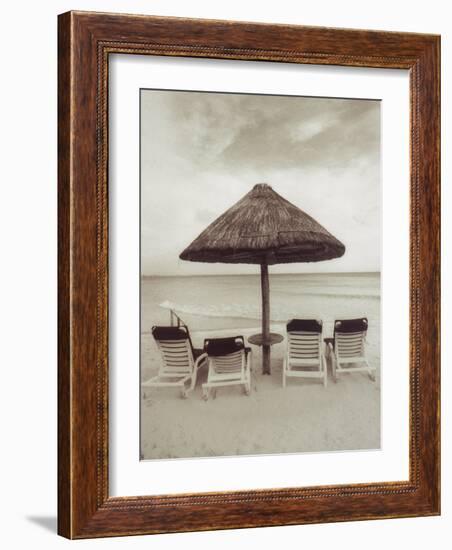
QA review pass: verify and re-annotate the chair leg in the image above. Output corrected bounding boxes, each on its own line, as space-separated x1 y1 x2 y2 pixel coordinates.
324 342 330 361
322 356 327 387
330 349 338 383
245 371 251 395
282 358 287 388
186 373 196 395
244 356 251 395
202 385 209 401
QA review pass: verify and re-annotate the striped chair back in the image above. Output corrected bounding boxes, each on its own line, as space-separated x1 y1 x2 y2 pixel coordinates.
334 318 368 359
286 319 322 362
204 336 245 375
152 326 194 374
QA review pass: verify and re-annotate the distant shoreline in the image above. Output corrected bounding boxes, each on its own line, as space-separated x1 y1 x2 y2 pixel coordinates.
141 271 380 280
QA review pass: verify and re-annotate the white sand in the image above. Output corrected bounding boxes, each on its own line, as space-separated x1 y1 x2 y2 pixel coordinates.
141 324 380 460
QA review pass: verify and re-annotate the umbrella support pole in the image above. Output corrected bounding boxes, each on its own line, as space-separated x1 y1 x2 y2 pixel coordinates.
260 262 271 375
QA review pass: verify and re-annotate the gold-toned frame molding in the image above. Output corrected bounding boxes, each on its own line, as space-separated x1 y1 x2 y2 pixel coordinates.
58 11 440 538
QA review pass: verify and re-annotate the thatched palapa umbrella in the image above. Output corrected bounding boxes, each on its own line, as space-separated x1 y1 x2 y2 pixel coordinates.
180 183 345 374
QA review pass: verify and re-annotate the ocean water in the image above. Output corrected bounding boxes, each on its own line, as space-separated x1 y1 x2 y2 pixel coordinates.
141 272 380 338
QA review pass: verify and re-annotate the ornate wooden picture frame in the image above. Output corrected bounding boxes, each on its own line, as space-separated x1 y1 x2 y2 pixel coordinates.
58 11 440 539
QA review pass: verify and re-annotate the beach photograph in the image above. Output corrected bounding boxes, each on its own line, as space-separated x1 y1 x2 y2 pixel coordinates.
140 89 381 460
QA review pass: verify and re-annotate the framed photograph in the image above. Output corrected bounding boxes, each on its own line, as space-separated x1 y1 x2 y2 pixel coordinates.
58 11 440 538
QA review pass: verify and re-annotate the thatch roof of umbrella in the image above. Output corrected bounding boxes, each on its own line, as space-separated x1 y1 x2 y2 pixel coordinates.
180 183 345 265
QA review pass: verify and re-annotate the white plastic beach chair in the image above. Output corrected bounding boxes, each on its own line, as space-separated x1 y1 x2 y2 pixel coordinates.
283 319 327 387
202 336 252 400
327 318 376 382
142 326 207 398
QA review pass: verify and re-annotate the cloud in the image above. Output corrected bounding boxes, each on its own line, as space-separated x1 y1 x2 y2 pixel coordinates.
141 90 380 276
159 92 380 175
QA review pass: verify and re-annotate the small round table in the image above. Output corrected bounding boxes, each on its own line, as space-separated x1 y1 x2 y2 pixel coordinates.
248 333 284 346
248 333 284 375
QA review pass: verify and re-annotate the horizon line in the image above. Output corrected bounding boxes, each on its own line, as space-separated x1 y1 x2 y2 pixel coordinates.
141 271 380 279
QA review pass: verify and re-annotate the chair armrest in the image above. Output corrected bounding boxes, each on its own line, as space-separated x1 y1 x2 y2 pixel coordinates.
186 353 208 394
194 352 208 369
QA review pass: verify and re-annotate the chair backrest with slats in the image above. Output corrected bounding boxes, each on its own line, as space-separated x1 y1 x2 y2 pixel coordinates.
204 336 245 375
286 319 322 361
152 326 194 374
334 318 367 359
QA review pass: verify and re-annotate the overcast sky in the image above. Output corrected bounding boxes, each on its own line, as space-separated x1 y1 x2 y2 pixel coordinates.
141 90 380 276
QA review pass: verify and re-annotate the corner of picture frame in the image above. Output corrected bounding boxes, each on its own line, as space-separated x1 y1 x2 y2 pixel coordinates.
58 10 440 539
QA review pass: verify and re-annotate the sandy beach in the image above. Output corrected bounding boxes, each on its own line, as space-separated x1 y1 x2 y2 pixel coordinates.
141 318 380 460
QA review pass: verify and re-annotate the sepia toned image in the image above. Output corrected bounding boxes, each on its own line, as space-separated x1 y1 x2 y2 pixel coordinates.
140 89 381 460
